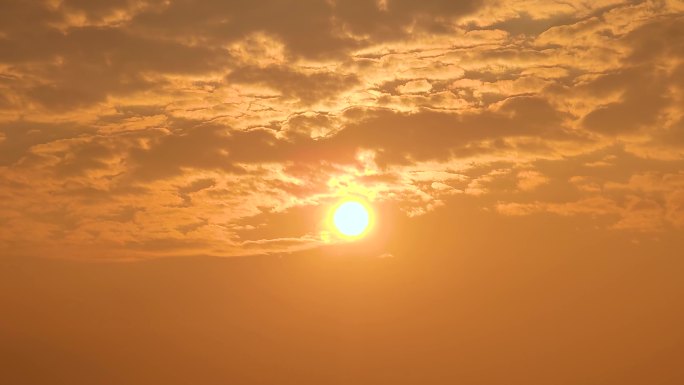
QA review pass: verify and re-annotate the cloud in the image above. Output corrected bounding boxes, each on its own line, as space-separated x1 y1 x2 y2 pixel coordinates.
0 0 683 259
227 65 359 104
0 120 95 166
517 170 549 191
396 79 432 94
496 170 684 232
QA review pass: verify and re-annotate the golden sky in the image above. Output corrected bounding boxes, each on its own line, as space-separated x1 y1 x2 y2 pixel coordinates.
1 1 684 383
1 0 683 259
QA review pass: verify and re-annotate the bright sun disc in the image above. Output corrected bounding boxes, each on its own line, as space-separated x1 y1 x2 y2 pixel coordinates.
333 201 370 237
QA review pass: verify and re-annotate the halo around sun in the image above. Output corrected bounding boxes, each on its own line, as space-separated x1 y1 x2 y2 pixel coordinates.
328 199 374 239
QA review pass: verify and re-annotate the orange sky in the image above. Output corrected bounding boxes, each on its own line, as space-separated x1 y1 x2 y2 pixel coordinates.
1 0 683 383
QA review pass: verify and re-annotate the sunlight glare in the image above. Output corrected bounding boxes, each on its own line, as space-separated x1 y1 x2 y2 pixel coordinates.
333 200 371 237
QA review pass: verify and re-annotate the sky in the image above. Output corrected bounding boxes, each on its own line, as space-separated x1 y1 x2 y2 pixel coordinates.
1 0 684 383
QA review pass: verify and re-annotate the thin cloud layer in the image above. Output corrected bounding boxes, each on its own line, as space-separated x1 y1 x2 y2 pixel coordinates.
1 0 683 259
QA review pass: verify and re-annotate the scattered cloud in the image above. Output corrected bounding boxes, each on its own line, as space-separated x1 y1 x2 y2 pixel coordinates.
1 0 683 258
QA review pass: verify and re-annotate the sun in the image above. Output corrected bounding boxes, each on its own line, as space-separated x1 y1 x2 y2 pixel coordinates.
331 199 372 238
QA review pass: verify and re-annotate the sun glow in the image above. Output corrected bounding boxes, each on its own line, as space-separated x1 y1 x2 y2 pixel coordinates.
330 199 373 239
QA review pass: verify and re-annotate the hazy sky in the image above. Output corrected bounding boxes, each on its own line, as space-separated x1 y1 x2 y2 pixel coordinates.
1 1 684 383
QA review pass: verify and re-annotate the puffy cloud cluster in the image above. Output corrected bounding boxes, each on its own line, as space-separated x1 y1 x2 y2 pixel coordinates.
0 0 683 259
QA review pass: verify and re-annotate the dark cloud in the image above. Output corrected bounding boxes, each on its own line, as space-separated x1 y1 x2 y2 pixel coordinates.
233 204 323 241
10 28 227 109
177 178 217 206
488 12 576 37
581 66 668 135
625 15 684 64
335 0 482 38
0 1 58 36
331 96 575 164
125 126 243 181
580 17 684 135
58 0 166 22
121 96 575 182
176 218 208 234
661 117 684 146
227 65 359 104
178 178 217 195
131 0 356 59
106 205 145 223
0 121 94 166
53 140 116 177
130 0 482 58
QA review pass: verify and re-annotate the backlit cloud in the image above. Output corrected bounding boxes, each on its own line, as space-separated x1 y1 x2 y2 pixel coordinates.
1 0 683 259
